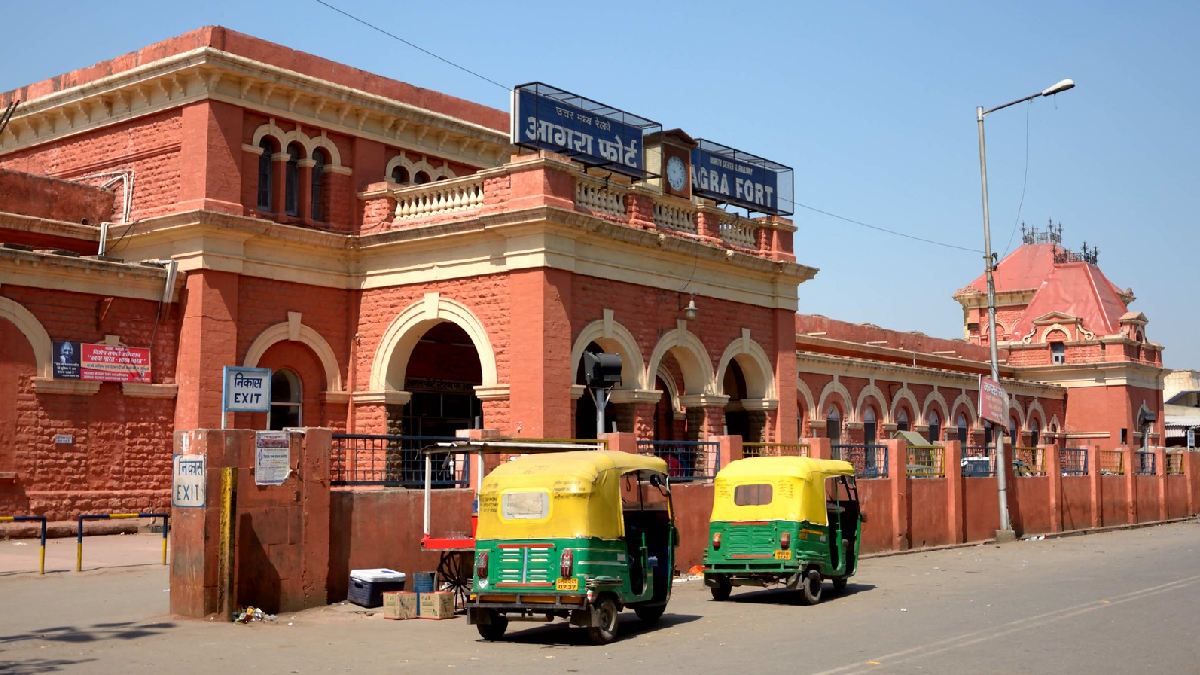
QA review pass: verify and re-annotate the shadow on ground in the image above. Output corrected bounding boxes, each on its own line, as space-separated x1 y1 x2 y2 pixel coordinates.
0 620 175 646
485 612 702 646
0 658 99 674
726 582 877 605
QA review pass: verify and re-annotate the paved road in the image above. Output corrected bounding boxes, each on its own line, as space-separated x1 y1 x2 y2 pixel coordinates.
1 521 1198 673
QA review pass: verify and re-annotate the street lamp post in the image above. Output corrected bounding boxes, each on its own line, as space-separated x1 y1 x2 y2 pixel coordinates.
976 78 1074 538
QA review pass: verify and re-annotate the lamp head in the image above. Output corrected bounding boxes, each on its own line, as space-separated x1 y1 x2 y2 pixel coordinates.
682 297 698 321
1041 79 1075 97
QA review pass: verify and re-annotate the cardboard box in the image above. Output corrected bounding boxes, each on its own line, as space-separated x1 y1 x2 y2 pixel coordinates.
418 591 455 619
382 591 419 620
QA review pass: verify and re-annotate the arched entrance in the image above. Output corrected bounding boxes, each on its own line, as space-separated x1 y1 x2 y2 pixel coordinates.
722 360 759 442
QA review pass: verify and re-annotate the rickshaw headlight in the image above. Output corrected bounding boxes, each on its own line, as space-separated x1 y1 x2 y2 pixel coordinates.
475 550 489 579
712 532 721 550
560 548 574 578
780 531 791 550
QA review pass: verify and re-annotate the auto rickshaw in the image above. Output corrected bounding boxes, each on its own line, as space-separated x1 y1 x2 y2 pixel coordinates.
469 450 676 644
703 456 862 604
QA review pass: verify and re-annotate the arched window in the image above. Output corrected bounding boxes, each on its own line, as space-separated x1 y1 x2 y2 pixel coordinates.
311 148 328 222
984 421 993 446
257 137 277 210
928 410 941 442
1030 420 1041 447
863 408 877 444
896 408 910 433
1009 416 1020 445
284 142 302 217
269 369 302 431
414 170 431 185
391 165 410 184
957 413 968 444
826 407 841 445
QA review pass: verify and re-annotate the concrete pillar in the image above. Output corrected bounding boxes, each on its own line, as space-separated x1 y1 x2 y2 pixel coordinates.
1184 451 1198 517
809 436 832 460
712 435 743 469
1123 447 1137 524
886 439 909 551
297 160 314 223
170 427 332 618
507 268 573 438
1155 447 1168 521
945 440 964 544
174 270 240 430
1088 446 1103 528
602 431 639 454
1045 444 1063 533
178 100 245 215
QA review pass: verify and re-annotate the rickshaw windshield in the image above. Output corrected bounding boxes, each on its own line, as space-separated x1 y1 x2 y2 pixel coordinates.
476 451 669 540
711 456 855 525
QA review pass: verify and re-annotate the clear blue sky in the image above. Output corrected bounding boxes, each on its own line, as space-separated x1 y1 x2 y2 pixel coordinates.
4 2 1197 367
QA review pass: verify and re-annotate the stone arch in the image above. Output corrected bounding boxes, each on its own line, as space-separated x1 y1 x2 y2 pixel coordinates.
855 383 888 424
244 316 343 393
715 334 775 400
306 133 343 167
817 379 852 418
890 386 921 425
252 120 305 157
795 377 816 418
1026 399 1047 430
1008 399 1026 431
386 154 450 184
655 364 684 417
950 390 977 426
646 325 713 395
0 296 51 378
922 389 951 426
569 315 646 391
1041 325 1071 343
369 293 498 394
385 154 415 183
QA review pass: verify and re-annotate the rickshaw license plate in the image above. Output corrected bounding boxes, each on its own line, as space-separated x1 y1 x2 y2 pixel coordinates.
556 578 579 591
773 550 792 560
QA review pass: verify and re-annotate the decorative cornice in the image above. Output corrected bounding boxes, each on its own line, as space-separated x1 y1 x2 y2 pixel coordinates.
1 47 512 169
0 246 172 301
121 382 178 398
472 384 510 401
352 390 411 406
796 351 1065 400
32 378 100 396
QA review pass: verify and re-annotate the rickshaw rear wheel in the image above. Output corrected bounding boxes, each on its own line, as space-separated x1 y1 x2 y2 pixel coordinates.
587 596 619 645
832 576 849 593
799 569 823 605
475 610 508 641
634 604 665 624
709 575 733 601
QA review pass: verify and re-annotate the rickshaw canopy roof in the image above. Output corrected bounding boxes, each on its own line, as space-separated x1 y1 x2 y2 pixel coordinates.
476 451 669 541
711 456 854 525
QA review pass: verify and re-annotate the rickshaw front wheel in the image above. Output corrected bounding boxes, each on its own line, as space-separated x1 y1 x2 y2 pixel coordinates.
799 569 823 605
709 575 733 601
587 596 619 645
634 604 665 624
475 610 508 641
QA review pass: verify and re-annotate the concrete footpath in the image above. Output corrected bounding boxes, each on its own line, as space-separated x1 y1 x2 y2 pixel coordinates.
2 521 1199 673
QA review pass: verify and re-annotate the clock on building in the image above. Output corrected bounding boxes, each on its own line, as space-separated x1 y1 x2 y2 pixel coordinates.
666 155 687 193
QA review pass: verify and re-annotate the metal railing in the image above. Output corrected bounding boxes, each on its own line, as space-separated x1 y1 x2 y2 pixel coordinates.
906 445 945 478
331 434 461 487
1135 451 1157 476
742 442 810 458
636 440 719 481
1099 450 1125 476
832 444 888 479
1012 447 1046 477
1165 452 1184 476
962 445 994 477
77 512 168 572
1059 448 1089 476
0 515 47 574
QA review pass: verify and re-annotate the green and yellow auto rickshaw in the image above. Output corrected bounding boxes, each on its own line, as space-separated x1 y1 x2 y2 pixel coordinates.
703 456 862 604
469 451 676 644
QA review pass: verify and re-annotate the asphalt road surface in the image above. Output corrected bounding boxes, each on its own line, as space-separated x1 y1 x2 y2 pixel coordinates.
1 521 1198 673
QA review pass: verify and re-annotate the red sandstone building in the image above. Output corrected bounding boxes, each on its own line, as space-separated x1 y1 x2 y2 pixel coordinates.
0 27 1169 520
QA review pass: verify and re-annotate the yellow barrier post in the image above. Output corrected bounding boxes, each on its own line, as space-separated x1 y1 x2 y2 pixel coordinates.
217 467 238 619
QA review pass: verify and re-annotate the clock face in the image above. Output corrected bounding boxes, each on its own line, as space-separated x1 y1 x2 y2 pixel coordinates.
666 155 687 193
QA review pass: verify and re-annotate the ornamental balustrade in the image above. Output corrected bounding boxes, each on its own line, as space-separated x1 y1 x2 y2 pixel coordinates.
392 175 485 221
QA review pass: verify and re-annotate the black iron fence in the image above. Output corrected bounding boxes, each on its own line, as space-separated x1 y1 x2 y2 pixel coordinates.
962 445 994 477
831 444 888 479
1059 448 1089 476
330 434 462 487
636 440 719 481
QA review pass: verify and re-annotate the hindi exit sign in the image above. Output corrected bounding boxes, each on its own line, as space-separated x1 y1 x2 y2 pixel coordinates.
222 366 271 414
